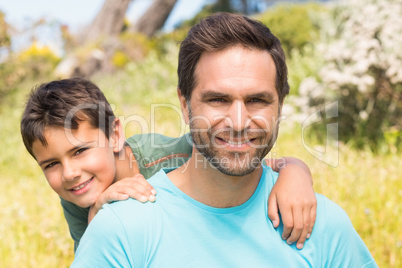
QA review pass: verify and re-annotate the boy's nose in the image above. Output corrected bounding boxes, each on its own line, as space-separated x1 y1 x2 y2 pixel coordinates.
62 161 80 182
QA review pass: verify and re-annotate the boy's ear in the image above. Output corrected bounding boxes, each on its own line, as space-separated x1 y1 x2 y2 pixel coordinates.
110 118 125 153
177 88 190 125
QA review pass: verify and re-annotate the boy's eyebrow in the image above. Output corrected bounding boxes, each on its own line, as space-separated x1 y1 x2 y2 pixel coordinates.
38 143 92 166
38 158 58 167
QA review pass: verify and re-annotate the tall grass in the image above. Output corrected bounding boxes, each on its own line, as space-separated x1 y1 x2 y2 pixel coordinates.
272 128 402 267
0 80 74 267
1 47 400 267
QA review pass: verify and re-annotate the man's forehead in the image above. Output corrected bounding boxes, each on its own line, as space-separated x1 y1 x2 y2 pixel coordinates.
195 46 275 82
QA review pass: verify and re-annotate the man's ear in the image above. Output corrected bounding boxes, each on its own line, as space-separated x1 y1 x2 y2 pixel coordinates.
177 88 190 125
110 118 125 153
279 100 284 116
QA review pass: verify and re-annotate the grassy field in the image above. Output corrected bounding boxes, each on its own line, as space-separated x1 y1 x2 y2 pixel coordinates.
1 50 401 267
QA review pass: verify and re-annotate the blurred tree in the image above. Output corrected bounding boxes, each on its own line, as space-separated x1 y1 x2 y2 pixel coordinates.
57 0 179 78
60 24 77 54
130 0 178 37
17 42 60 77
0 10 12 98
298 0 402 150
0 10 11 48
209 0 330 15
174 0 254 34
81 0 132 43
210 0 235 12
256 3 325 57
55 0 132 78
210 0 263 14
0 41 60 101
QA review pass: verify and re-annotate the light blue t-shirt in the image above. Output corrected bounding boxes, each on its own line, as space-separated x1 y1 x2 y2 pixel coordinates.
72 166 377 267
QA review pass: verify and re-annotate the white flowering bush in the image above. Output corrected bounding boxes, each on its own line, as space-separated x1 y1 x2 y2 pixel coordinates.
297 0 402 149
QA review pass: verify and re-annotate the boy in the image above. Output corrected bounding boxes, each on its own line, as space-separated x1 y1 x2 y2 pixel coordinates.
21 78 316 252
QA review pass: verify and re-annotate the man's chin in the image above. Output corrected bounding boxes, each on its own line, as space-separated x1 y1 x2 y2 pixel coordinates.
216 166 257 177
210 157 262 177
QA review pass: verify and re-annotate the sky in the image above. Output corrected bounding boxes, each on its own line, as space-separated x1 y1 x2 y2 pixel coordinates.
0 0 209 31
0 0 209 53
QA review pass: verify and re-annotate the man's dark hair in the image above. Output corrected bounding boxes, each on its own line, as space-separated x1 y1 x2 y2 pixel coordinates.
21 77 115 158
178 12 289 103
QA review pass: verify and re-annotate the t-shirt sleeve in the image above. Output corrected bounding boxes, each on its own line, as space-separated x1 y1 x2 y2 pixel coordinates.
60 198 89 252
70 204 134 267
320 195 378 267
128 133 192 179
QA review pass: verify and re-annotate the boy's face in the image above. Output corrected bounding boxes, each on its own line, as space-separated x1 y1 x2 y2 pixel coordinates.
32 120 118 208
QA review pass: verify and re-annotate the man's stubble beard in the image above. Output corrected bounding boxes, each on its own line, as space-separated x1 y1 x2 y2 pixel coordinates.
187 103 280 177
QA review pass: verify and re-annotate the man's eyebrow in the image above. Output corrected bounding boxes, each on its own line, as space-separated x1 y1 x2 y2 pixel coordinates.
200 91 230 99
201 90 276 101
247 92 276 101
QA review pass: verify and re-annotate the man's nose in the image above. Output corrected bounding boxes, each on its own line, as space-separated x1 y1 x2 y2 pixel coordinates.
62 160 80 182
226 101 249 132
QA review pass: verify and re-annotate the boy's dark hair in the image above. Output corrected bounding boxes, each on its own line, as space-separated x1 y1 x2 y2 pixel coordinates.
21 78 115 158
178 12 289 103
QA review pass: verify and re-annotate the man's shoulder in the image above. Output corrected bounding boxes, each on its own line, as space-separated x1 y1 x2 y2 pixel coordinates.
313 193 363 240
73 196 164 267
103 169 169 222
95 196 164 248
312 194 377 267
104 197 161 222
315 193 353 230
261 165 279 189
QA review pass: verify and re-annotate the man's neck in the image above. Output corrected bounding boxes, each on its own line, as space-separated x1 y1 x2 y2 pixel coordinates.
168 149 263 208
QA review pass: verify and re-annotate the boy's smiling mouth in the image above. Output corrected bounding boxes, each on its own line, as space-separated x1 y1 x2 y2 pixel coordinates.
69 178 94 192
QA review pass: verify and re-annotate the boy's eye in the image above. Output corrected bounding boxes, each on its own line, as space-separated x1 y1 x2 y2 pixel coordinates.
45 161 58 169
74 148 88 156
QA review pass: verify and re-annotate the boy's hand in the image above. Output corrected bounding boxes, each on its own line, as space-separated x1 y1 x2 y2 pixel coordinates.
88 174 156 223
266 157 317 250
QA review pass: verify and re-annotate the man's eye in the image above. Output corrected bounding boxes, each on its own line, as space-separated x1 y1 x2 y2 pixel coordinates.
209 98 226 103
249 98 266 103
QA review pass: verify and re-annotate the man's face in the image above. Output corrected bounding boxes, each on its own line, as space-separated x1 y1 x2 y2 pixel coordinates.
179 46 282 176
32 120 118 208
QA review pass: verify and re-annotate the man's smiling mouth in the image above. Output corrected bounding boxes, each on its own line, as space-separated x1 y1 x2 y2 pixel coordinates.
216 137 257 145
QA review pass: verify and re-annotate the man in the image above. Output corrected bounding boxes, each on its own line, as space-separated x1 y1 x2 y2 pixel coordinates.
72 13 377 267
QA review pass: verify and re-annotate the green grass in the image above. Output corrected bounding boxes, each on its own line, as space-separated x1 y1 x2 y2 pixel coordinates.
0 80 74 267
272 127 402 267
1 49 401 267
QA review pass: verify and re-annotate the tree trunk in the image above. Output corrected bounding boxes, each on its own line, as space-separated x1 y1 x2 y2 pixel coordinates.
82 0 132 43
130 0 178 37
241 0 249 14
